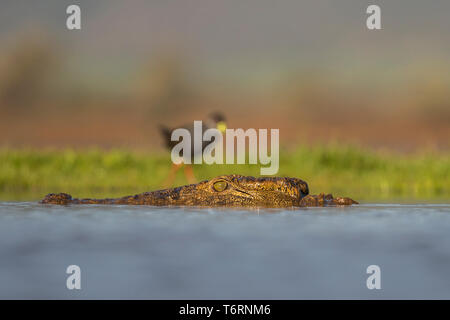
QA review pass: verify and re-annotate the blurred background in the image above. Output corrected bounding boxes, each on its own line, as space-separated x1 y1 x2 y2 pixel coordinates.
0 0 449 200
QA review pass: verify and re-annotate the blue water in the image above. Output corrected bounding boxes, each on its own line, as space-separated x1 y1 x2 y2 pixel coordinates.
0 202 449 299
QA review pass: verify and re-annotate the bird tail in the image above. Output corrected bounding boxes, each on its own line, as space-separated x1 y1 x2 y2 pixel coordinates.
158 124 173 148
158 124 171 138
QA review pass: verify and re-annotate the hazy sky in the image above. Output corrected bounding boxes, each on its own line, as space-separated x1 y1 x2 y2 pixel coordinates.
1 0 449 89
1 0 449 57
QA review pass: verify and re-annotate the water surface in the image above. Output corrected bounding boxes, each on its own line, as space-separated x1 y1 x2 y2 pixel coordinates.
0 202 449 299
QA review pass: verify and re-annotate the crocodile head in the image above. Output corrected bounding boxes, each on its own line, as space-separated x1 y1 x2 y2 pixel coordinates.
163 174 310 207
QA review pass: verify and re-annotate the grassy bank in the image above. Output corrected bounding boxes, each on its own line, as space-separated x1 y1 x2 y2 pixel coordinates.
0 146 448 202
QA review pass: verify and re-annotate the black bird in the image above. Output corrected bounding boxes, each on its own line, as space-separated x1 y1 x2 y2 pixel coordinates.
159 112 227 185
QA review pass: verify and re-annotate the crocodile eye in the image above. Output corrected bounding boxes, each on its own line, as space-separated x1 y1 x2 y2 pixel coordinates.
213 181 228 192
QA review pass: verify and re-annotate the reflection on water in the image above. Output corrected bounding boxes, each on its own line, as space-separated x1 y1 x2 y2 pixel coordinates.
0 202 449 299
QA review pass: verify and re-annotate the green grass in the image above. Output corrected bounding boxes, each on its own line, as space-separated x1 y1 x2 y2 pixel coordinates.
0 146 449 202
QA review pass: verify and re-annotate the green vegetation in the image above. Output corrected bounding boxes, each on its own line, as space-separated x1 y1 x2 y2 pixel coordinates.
0 146 448 202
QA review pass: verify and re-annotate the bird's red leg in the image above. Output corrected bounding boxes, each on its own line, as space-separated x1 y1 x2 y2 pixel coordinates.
162 163 182 188
184 164 196 184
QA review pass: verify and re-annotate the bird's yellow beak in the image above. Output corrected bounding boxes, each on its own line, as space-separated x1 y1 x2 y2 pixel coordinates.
216 121 227 133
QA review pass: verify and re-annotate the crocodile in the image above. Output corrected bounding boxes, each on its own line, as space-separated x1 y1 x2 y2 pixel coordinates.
40 174 358 207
